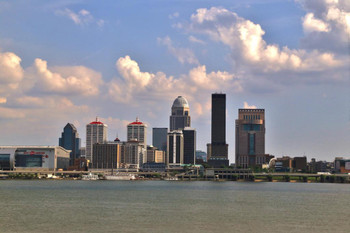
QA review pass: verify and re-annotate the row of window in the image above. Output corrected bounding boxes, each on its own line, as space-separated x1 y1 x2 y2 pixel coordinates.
243 115 261 120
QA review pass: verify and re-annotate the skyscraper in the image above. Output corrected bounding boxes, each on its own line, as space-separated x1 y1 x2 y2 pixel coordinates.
208 93 229 167
59 123 81 165
167 130 184 165
86 118 107 164
170 96 191 131
235 109 266 168
152 127 168 152
127 117 147 147
183 127 196 165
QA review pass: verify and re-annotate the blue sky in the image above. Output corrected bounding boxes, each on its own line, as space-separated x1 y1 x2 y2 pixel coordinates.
0 0 349 162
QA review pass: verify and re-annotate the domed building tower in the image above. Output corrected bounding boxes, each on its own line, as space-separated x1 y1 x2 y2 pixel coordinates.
170 96 191 131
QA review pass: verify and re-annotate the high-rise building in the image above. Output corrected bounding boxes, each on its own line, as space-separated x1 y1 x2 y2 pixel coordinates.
59 123 81 165
92 142 120 169
127 117 147 147
183 127 196 165
167 130 184 165
208 93 229 167
170 96 191 131
235 109 265 168
123 140 146 169
86 118 108 164
152 127 168 152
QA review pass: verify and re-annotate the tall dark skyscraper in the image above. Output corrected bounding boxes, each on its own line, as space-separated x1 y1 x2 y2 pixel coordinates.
170 96 191 131
183 127 196 165
59 123 81 165
152 127 168 152
208 93 229 167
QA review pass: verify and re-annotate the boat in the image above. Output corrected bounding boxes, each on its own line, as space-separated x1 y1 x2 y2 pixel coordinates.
81 173 99 180
104 173 136 180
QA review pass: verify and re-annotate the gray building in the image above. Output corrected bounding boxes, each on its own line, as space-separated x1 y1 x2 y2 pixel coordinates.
59 123 81 165
152 127 168 152
167 130 184 165
170 96 191 131
183 127 196 165
235 109 265 168
208 93 229 167
0 146 70 171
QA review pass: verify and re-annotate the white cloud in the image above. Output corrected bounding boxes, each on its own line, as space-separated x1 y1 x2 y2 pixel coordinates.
303 13 330 32
188 7 345 72
188 35 206 44
56 8 104 27
0 97 7 104
28 58 103 96
243 101 257 109
297 0 350 52
169 12 179 19
0 51 23 93
108 55 241 117
158 36 199 65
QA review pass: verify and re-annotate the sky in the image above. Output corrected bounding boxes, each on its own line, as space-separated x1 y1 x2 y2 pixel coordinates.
0 0 349 162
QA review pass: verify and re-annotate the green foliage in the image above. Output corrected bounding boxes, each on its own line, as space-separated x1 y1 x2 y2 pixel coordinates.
232 175 238 181
302 176 308 182
284 175 290 182
249 175 255 181
152 173 161 178
320 175 325 183
267 175 273 182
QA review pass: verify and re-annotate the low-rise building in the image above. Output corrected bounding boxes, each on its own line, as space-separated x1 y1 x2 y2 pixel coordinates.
0 146 70 171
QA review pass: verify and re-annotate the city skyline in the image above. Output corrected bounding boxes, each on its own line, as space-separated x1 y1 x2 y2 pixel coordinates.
0 0 349 163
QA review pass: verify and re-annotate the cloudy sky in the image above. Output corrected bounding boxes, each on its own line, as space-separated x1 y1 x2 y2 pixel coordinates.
0 0 349 162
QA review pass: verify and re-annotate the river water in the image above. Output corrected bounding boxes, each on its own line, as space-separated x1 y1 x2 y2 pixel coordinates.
0 180 349 233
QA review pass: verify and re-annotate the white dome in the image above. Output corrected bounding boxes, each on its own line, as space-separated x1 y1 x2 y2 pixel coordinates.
172 96 189 108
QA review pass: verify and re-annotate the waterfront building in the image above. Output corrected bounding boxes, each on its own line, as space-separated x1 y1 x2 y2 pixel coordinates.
292 156 307 172
86 118 108 165
207 93 229 167
122 140 146 169
235 109 266 168
127 118 147 147
152 127 168 152
0 146 70 171
92 142 120 169
183 127 196 165
59 123 81 165
334 157 350 174
169 96 191 131
167 130 184 165
147 145 165 163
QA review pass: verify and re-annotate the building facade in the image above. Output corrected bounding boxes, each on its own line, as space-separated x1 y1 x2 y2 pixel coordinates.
147 145 165 163
86 118 108 164
121 140 146 169
183 127 196 165
152 127 168 152
59 123 81 165
127 118 147 147
0 146 70 171
92 142 120 169
235 109 265 168
208 93 229 167
167 130 184 165
169 96 191 131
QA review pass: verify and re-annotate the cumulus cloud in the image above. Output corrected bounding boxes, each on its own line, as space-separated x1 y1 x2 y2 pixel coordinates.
158 36 200 65
28 58 103 96
187 7 345 72
56 8 104 27
0 51 23 93
0 97 7 104
297 0 350 52
243 101 257 109
108 55 241 117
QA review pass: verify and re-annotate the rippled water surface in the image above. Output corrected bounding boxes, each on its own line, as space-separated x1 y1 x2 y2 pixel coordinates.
0 180 349 233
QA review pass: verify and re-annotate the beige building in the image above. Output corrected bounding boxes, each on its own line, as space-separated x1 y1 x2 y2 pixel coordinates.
235 109 266 168
147 146 165 163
